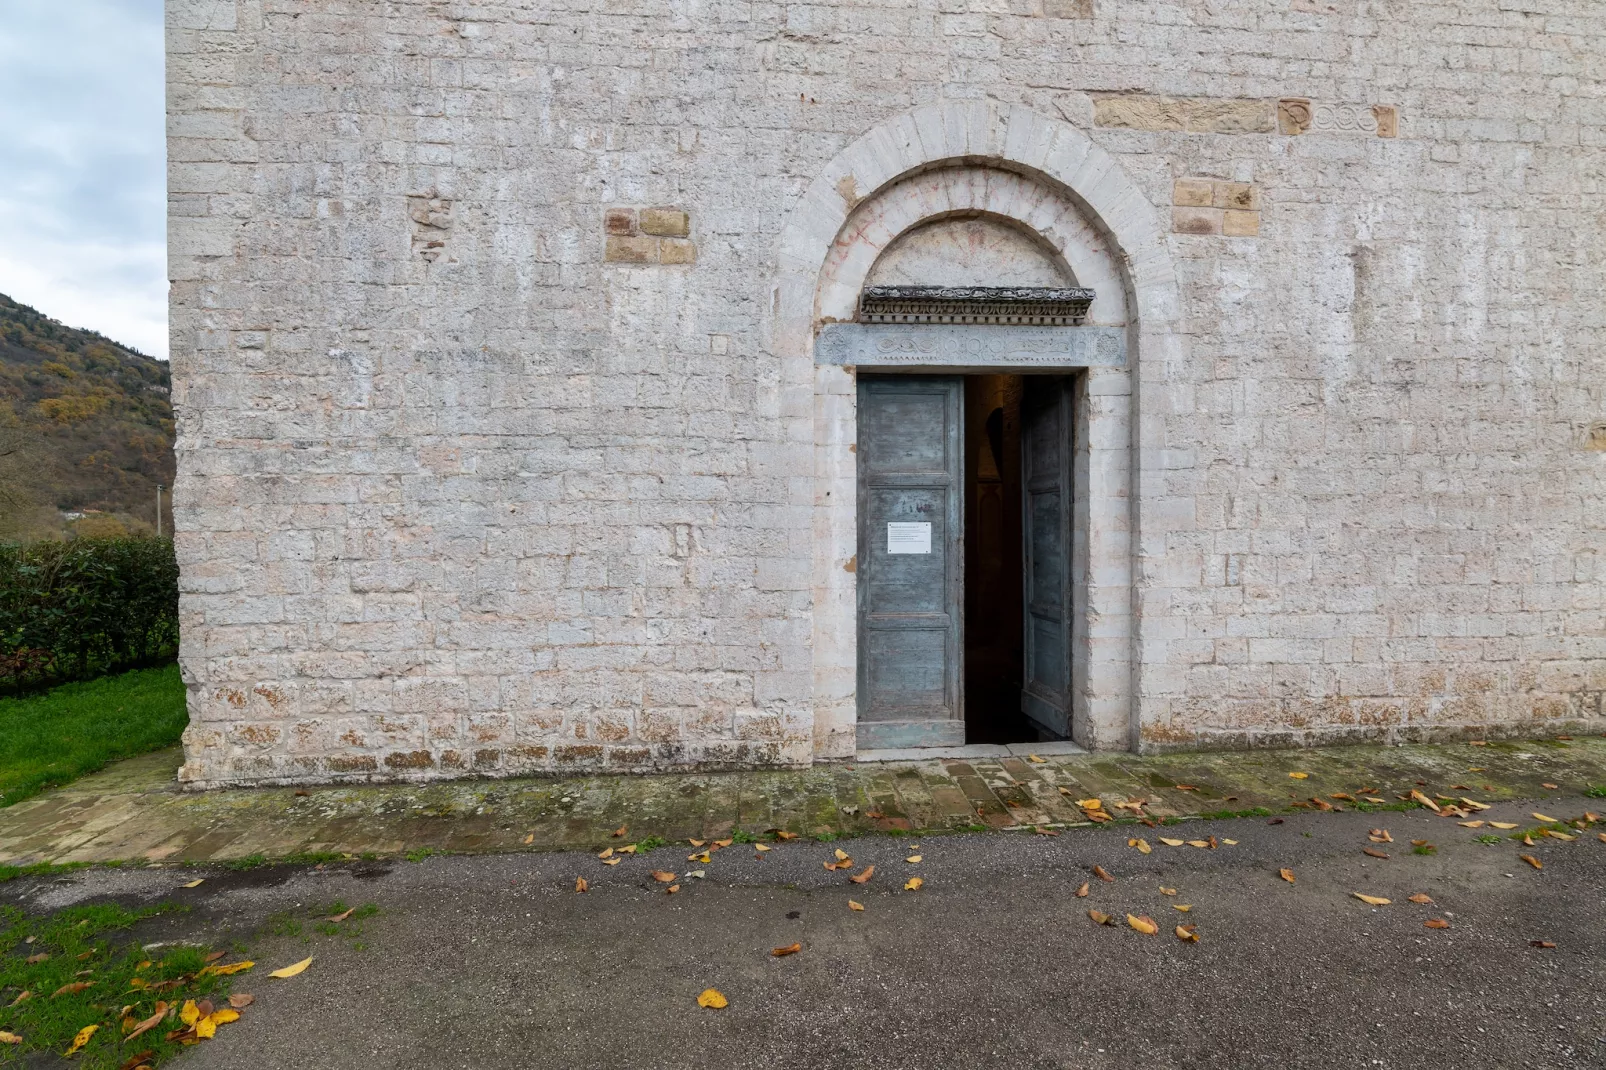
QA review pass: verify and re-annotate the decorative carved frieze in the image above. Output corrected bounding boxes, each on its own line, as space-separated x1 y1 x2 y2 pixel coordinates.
816 323 1126 369
1279 99 1399 138
858 285 1095 326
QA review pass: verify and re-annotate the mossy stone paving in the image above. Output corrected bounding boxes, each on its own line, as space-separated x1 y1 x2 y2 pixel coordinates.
1 739 1603 867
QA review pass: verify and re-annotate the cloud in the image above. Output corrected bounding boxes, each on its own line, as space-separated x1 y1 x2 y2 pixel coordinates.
0 0 167 357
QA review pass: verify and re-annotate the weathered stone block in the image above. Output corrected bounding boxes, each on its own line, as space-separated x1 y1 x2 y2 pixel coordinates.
1372 105 1399 138
1172 207 1224 235
1173 178 1215 207
1042 0 1093 17
640 207 690 237
605 208 638 236
1222 210 1260 237
1213 182 1258 211
604 235 658 263
1094 94 1186 132
658 237 698 264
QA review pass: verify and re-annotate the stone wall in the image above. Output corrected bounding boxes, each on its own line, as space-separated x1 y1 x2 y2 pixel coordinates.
168 0 1606 784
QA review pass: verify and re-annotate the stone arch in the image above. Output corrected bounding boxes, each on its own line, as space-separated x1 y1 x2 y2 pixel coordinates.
773 101 1182 759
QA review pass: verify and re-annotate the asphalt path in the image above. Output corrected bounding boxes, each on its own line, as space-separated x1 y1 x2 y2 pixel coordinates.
10 801 1603 1069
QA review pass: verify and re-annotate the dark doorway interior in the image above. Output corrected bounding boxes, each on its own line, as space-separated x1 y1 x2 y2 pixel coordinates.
962 375 1032 744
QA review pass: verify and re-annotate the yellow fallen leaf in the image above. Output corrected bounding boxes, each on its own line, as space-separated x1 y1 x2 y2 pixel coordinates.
597 848 613 859
1093 865 1115 882
1279 868 1295 883
1074 882 1089 897
1027 754 1046 763
52 981 94 997
63 1024 97 1055
1460 798 1489 811
1544 829 1575 841
269 956 313 979
771 942 802 957
1520 854 1543 870
522 833 534 845
1127 914 1158 935
1352 893 1391 906
1174 904 1192 912
612 825 627 838
905 855 922 864
574 876 588 892
904 877 923 891
1159 837 1185 847
1459 820 1485 828
666 884 680 894
1488 821 1518 830
1411 790 1441 813
1288 772 1309 779
1599 833 1606 843
197 961 254 978
1132 839 1152 855
1407 893 1434 904
1175 924 1200 942
602 857 621 866
183 879 204 889
1087 909 1115 925
616 844 637 854
712 839 733 848
1075 799 1102 811
688 851 711 863
1425 918 1450 929
1159 886 1176 896
1222 838 1238 845
697 988 728 1009
7 991 28 1007
0 1031 17 1044
651 870 677 883
125 1002 169 1041
834 848 849 861
688 839 705 847
1187 840 1210 849
1364 797 1386 804
849 900 865 911
849 865 875 884
754 843 771 853
1532 812 1557 823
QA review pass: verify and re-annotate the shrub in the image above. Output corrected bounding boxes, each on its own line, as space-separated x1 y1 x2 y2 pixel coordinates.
0 536 178 691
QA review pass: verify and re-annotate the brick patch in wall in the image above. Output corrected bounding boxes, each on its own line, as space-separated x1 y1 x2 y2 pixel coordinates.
407 193 453 262
1171 178 1259 237
1279 99 1399 138
603 207 697 264
1092 94 1273 134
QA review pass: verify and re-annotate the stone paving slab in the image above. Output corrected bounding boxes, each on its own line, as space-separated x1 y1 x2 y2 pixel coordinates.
2 738 1604 866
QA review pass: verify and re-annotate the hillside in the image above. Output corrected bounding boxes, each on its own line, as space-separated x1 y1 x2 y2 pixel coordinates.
0 293 174 540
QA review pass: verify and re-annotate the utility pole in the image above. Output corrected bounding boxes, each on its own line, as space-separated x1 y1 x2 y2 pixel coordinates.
157 484 163 537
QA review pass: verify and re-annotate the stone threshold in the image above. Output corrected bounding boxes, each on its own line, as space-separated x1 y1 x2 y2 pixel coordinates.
854 740 1089 763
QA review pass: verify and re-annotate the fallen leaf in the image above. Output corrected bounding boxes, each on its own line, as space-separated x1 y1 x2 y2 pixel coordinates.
1411 790 1441 813
1425 918 1450 929
834 848 849 861
574 876 588 893
1175 924 1200 943
0 1032 19 1045
1369 829 1394 843
686 870 705 879
1222 838 1238 845
1074 882 1089 898
1459 821 1485 828
1033 826 1060 836
754 843 771 853
651 870 677 883
597 848 613 859
268 956 312 979
771 943 802 957
905 855 922 864
1085 810 1112 823
1469 740 1487 745
120 1051 157 1070
850 865 875 884
1288 772 1309 779
904 877 923 891
1520 854 1543 870
1075 799 1102 811
1544 829 1575 841
602 857 621 866
1363 847 1389 859
1132 839 1151 855
1331 792 1355 802
1522 834 1536 846
1542 783 1558 790
1279 868 1295 883
7 992 28 1007
1174 904 1192 912
612 825 627 838
688 851 711 863
1310 798 1334 812
616 844 637 854
1460 798 1489 811
1127 914 1158 935
1599 833 1606 843
1159 837 1185 847
1027 754 1046 763
1364 797 1386 804
1488 821 1518 830
849 900 865 911
204 950 226 964
182 879 204 889
666 885 680 895
1093 865 1115 882
1532 812 1557 823
1352 893 1391 906
1407 893 1434 904
713 839 734 849
1087 909 1115 926
1173 784 1198 791
1410 839 1431 847
1159 886 1177 896
522 833 534 845
52 982 94 997
1187 840 1210 849
25 953 47 964
697 988 728 1009
227 994 254 1009
197 961 254 978
64 1024 97 1056
1530 940 1556 949
775 831 799 841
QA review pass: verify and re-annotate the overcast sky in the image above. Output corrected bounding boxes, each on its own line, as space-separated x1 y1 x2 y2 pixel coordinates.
0 0 168 358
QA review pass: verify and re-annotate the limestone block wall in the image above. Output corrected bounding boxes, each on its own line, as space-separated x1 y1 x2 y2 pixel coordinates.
168 0 1606 785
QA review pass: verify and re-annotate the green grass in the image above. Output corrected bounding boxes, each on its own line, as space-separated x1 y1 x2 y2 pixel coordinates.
0 900 243 1068
1585 786 1606 799
0 663 186 807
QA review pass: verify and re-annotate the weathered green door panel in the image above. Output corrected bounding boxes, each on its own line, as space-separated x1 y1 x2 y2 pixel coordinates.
857 376 965 749
1021 375 1072 739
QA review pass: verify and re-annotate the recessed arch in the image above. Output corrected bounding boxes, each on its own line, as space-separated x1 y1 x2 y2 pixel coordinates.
773 100 1183 759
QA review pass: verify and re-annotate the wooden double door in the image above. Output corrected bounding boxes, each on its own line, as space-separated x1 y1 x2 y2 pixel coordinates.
855 374 1074 750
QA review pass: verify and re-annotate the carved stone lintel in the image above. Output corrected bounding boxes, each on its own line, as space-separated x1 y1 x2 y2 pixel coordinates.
815 323 1126 369
858 285 1095 326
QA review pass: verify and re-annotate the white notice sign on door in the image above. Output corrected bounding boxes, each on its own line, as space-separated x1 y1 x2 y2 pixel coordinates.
886 522 932 555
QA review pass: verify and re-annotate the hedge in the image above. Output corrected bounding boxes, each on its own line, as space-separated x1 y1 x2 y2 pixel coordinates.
0 537 179 692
